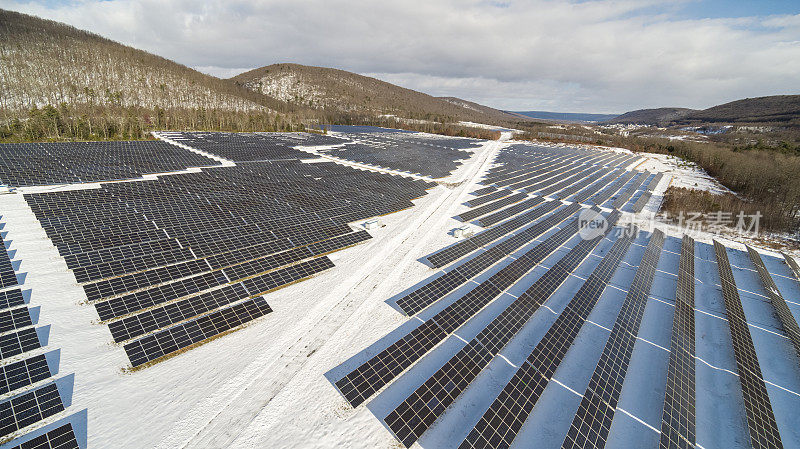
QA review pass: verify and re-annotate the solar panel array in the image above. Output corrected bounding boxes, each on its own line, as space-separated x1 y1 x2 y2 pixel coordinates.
746 246 800 363
317 132 480 179
0 231 81 448
659 235 696 449
385 210 622 447
399 202 581 315
330 140 795 448
562 229 665 449
450 144 661 232
5 130 800 448
335 206 607 410
25 157 432 368
161 131 348 162
0 140 219 187
459 226 636 448
714 241 783 449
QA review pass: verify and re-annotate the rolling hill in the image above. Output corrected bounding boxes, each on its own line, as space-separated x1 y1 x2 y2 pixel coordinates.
606 96 800 127
678 95 800 124
231 63 521 124
604 107 696 126
0 9 294 114
512 110 619 123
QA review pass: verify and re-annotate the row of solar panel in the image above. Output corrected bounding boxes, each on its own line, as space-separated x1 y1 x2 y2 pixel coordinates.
379 233 799 449
335 205 598 408
25 158 423 367
0 234 81 448
386 210 623 446
0 140 220 187
161 131 348 162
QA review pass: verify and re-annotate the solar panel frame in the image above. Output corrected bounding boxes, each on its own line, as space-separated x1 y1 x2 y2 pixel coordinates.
458 227 636 449
659 235 697 449
6 423 80 449
124 295 273 367
384 210 620 447
0 383 64 438
561 229 665 449
713 241 783 449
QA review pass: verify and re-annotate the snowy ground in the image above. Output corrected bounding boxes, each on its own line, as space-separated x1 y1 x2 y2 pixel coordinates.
1 133 798 449
0 132 504 448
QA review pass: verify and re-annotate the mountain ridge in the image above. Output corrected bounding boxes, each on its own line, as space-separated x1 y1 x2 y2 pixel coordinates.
230 63 521 124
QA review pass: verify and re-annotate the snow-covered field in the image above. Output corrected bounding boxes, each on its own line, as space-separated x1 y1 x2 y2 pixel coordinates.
1 132 798 449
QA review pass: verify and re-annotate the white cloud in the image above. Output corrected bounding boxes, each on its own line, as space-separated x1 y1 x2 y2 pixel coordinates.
2 0 799 111
194 66 255 79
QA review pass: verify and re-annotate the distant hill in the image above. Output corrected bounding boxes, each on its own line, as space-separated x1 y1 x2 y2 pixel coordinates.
606 96 800 127
511 110 619 123
0 9 292 114
604 108 696 126
231 63 520 124
679 95 800 124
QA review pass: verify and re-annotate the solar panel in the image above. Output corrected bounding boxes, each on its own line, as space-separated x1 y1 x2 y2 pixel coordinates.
0 140 220 187
0 307 33 334
535 166 603 198
425 198 550 268
457 192 527 222
561 229 665 449
659 235 696 449
315 133 475 178
471 186 497 196
713 241 783 449
0 328 41 360
401 203 581 315
0 289 26 311
7 423 80 449
571 169 620 204
107 283 251 343
335 207 594 409
124 296 273 368
746 246 800 365
590 170 637 206
467 190 513 208
458 226 636 449
239 256 335 295
0 383 64 438
557 169 609 200
610 171 648 209
0 247 19 289
94 271 229 322
384 210 621 447
476 198 542 228
0 354 52 396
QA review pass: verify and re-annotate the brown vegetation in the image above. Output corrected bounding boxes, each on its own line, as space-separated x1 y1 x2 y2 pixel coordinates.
0 9 313 141
0 104 304 142
231 63 521 125
513 122 800 235
0 9 298 113
678 95 800 125
660 187 789 233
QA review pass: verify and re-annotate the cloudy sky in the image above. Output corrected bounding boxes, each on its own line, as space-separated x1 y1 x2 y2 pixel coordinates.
3 0 799 113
